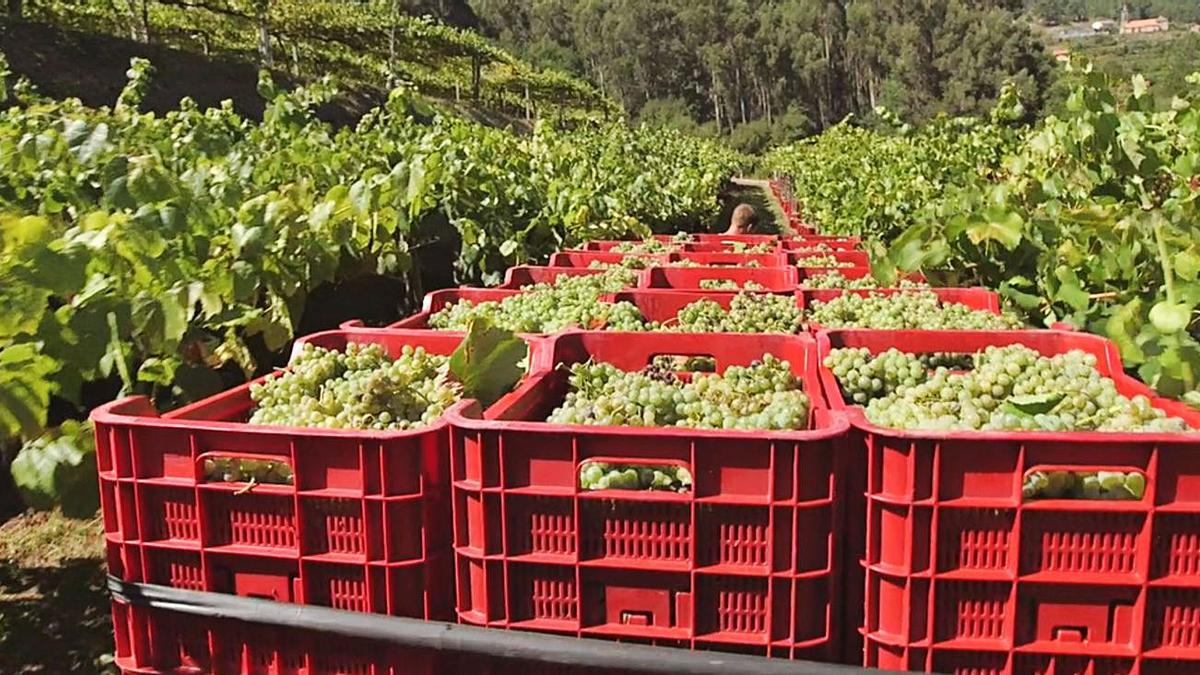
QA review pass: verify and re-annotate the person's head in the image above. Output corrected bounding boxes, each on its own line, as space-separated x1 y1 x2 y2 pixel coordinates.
729 204 756 234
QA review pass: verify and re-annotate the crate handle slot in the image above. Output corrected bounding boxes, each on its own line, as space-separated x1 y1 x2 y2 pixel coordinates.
578 457 693 494
1051 626 1086 642
1022 465 1147 502
197 451 295 487
647 353 718 373
620 610 652 626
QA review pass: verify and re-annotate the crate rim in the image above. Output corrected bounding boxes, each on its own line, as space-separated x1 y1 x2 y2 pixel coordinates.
89 328 543 440
450 396 853 440
450 329 852 440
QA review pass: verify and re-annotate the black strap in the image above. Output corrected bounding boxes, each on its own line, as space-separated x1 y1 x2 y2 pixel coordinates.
107 576 889 675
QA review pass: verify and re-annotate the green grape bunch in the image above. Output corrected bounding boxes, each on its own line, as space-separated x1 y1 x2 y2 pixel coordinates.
249 342 460 431
588 257 653 270
806 290 1021 330
826 345 1193 433
727 242 776 253
610 239 679 254
579 461 693 492
699 279 767 291
794 254 855 268
202 457 295 485
1023 470 1146 501
429 270 646 333
788 243 833 254
659 292 803 333
803 271 928 290
547 354 810 431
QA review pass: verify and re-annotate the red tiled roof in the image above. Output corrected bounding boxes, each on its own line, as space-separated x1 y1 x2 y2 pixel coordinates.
1124 17 1167 29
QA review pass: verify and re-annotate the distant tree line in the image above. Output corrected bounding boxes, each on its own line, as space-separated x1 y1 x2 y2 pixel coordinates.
466 0 1054 150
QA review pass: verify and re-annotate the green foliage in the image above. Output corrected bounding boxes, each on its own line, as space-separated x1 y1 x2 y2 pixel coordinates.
760 86 1025 241
0 59 743 513
0 343 58 438
1047 33 1200 113
901 66 1200 400
448 319 529 408
772 66 1200 405
10 421 99 518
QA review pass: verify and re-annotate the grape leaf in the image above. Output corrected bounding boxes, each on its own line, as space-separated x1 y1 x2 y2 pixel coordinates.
449 319 528 408
66 121 110 165
0 343 57 438
10 420 99 517
965 208 1023 250
1175 251 1200 280
1002 393 1066 416
1 214 51 250
1149 301 1192 335
1053 265 1090 311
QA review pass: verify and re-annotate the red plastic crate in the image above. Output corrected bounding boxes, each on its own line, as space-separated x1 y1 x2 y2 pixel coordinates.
780 237 863 251
384 288 525 329
641 267 801 293
674 251 788 267
548 251 676 268
445 331 852 661
693 233 781 244
109 596 841 675
682 241 783 253
814 329 1200 674
581 240 683 253
112 601 446 675
786 251 871 267
787 219 817 237
112 601 605 674
581 235 684 251
497 266 641 290
92 330 541 624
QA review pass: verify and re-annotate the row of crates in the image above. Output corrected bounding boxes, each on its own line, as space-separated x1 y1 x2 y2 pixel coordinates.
387 285 995 333
499 264 906 292
95 195 1200 674
583 235 862 251
548 249 869 268
95 329 851 666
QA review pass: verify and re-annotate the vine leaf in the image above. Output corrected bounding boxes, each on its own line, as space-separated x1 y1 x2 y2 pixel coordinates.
449 319 528 408
1002 393 1065 417
965 208 1023 250
0 343 57 439
10 420 99 518
1149 301 1192 335
1053 265 1090 311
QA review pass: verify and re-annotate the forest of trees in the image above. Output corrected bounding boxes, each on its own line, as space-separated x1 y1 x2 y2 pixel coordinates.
13 0 1196 151
466 0 1054 150
1026 0 1200 23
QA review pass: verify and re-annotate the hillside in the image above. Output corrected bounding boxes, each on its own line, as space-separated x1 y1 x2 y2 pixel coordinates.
0 18 382 125
7 0 615 124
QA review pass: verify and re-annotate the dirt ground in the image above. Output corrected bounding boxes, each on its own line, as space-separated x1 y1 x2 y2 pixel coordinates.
0 510 113 674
